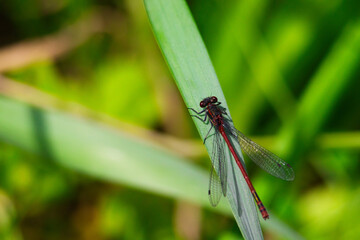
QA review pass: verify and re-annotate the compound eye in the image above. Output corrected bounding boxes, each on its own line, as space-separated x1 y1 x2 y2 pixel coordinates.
211 96 218 103
200 101 206 108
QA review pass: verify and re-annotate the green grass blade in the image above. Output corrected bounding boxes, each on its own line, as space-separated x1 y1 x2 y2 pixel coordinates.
0 96 215 208
144 0 262 238
279 20 360 158
264 19 360 213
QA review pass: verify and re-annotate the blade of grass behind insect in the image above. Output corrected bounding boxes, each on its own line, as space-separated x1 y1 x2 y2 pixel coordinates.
211 0 296 129
0 96 215 206
144 0 262 238
211 0 268 130
220 0 295 123
279 20 360 159
263 19 360 212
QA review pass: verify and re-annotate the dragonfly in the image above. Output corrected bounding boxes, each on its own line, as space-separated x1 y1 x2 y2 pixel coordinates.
189 96 294 219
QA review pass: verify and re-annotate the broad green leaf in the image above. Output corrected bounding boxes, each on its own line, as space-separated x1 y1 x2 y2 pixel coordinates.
0 96 213 209
144 0 262 238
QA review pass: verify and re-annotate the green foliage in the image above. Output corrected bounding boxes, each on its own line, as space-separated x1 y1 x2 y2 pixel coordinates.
0 0 360 239
144 0 262 238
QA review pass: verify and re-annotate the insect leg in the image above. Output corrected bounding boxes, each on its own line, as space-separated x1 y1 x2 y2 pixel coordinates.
188 108 206 115
203 124 214 144
190 113 208 123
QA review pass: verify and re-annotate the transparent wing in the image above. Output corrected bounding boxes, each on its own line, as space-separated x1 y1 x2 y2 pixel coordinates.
208 166 222 207
212 130 227 196
232 127 295 181
208 130 228 206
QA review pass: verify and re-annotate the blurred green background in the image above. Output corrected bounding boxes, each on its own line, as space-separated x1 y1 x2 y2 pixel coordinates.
0 0 360 239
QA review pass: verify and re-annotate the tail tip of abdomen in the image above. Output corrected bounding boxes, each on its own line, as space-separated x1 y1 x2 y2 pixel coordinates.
261 211 269 220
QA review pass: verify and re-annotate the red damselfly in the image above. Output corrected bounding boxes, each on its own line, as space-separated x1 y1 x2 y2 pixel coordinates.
189 96 294 220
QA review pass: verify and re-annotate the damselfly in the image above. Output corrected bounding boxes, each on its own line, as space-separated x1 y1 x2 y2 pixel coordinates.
189 96 294 219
